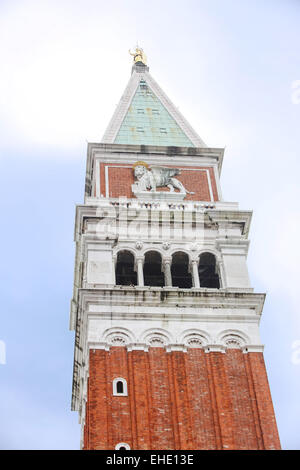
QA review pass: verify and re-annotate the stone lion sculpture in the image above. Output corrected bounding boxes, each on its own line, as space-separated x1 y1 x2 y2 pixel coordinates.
133 162 194 194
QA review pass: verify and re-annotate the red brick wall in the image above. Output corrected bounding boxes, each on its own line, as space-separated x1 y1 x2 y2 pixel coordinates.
99 163 219 201
83 348 280 450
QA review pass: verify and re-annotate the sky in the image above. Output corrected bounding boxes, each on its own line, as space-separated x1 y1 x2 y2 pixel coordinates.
0 0 299 450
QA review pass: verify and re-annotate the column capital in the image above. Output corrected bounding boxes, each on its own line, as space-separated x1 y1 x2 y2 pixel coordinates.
190 257 199 266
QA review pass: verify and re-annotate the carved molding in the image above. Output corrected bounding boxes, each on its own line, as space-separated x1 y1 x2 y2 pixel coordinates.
185 336 205 348
88 327 261 353
102 327 135 346
223 335 244 349
141 328 173 348
106 333 129 346
218 329 249 349
147 334 168 347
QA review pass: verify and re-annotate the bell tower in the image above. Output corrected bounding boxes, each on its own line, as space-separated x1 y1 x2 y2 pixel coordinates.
70 51 281 450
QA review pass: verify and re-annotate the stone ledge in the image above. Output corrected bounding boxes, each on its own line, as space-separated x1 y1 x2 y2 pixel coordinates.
131 188 187 201
78 286 265 313
86 341 264 354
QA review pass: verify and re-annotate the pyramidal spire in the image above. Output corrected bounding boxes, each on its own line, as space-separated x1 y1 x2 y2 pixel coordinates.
101 48 206 147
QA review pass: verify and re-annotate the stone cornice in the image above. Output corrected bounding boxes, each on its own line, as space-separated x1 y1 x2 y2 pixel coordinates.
86 142 224 175
77 286 265 316
73 204 252 240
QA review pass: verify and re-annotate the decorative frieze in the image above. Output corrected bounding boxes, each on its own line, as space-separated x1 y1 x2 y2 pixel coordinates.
86 326 262 355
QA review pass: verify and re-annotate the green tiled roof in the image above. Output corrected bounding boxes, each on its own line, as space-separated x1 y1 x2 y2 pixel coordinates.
114 79 194 147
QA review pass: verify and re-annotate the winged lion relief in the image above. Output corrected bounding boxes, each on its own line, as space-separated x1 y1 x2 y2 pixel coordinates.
132 161 194 195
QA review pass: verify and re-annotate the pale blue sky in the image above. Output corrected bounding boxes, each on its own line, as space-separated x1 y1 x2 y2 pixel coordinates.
0 0 299 449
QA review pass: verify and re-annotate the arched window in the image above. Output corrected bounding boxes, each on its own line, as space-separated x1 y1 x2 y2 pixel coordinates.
198 253 220 288
113 378 128 396
115 251 137 286
115 442 131 450
171 252 192 288
143 251 165 287
116 381 124 394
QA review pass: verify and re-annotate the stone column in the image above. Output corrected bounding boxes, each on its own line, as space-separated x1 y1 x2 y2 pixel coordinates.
136 256 144 287
163 257 172 287
191 259 200 288
218 259 226 288
112 255 117 285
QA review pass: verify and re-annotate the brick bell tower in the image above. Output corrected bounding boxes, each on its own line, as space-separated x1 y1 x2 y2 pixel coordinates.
70 48 281 450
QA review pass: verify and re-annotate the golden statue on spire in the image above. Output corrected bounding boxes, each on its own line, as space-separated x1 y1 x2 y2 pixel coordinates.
129 45 147 65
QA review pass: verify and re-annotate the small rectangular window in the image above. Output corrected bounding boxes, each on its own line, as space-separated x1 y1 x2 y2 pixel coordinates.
137 109 144 114
160 128 167 134
137 127 144 133
152 109 159 115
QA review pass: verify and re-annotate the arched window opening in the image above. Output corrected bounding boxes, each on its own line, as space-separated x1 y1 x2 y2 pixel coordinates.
171 252 192 288
143 251 165 287
198 253 220 288
115 251 137 286
113 378 128 396
116 381 124 394
115 442 131 450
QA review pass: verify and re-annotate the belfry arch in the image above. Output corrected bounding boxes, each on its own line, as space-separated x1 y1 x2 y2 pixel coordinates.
143 251 165 287
198 252 220 288
171 251 192 288
115 250 137 286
